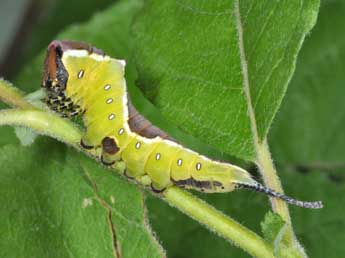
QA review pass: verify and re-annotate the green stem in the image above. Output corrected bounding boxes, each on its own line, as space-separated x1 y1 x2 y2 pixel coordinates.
0 106 275 258
164 187 274 258
0 109 81 147
256 140 291 224
0 79 36 109
255 139 306 257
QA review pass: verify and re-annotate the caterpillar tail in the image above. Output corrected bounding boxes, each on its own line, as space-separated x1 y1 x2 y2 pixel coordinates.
236 182 323 209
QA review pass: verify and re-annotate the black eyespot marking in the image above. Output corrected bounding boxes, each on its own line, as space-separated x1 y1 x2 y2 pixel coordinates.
102 137 119 154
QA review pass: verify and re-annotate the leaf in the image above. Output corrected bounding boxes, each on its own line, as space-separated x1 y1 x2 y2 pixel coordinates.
270 0 345 172
14 126 37 146
4 0 114 77
261 211 285 244
132 0 320 160
0 139 165 258
145 2 344 257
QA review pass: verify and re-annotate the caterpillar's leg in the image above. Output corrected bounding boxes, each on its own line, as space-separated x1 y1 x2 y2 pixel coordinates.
80 126 106 156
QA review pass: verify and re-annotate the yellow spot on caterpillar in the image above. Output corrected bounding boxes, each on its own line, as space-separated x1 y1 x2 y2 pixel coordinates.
110 195 115 204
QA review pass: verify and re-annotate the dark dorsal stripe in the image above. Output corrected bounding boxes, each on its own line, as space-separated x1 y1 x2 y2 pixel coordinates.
127 100 175 141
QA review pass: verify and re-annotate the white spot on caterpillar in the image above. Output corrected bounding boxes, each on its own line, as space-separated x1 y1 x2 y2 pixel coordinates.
108 114 115 120
118 128 124 135
104 84 111 91
177 159 183 166
135 142 141 149
82 198 93 208
77 70 84 78
155 153 161 160
196 162 202 171
106 98 113 104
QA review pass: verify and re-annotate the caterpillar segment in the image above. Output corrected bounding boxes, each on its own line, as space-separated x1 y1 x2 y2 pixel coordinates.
41 40 323 209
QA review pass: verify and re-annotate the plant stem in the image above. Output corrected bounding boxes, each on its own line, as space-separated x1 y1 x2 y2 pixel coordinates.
256 139 307 257
0 109 81 147
164 187 274 258
234 1 303 253
0 106 275 258
0 79 36 109
256 139 291 224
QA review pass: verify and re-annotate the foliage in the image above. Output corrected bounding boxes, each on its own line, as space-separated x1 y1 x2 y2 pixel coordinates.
1 0 344 257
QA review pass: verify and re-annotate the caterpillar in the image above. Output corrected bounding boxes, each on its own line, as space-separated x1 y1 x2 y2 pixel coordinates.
41 40 322 209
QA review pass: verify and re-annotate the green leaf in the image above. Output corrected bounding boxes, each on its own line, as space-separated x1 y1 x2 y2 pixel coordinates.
270 0 345 171
133 0 320 160
261 211 285 244
0 139 165 258
145 2 344 257
14 126 37 146
4 0 114 78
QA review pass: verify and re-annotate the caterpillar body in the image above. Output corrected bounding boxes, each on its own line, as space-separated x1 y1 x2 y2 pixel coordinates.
41 40 322 209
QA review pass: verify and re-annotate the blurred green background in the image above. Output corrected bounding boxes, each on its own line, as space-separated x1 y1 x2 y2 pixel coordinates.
0 1 344 258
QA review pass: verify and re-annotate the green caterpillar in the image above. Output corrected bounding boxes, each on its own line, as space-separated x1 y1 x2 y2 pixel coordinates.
41 40 322 209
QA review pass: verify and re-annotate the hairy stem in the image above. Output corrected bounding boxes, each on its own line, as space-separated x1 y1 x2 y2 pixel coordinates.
0 79 36 109
0 109 81 147
164 187 274 258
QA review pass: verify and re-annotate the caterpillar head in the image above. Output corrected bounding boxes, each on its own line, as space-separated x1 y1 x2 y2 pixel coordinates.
41 40 104 116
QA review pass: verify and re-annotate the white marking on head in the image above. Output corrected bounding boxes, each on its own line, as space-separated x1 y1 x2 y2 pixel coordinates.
65 49 88 57
108 114 115 120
